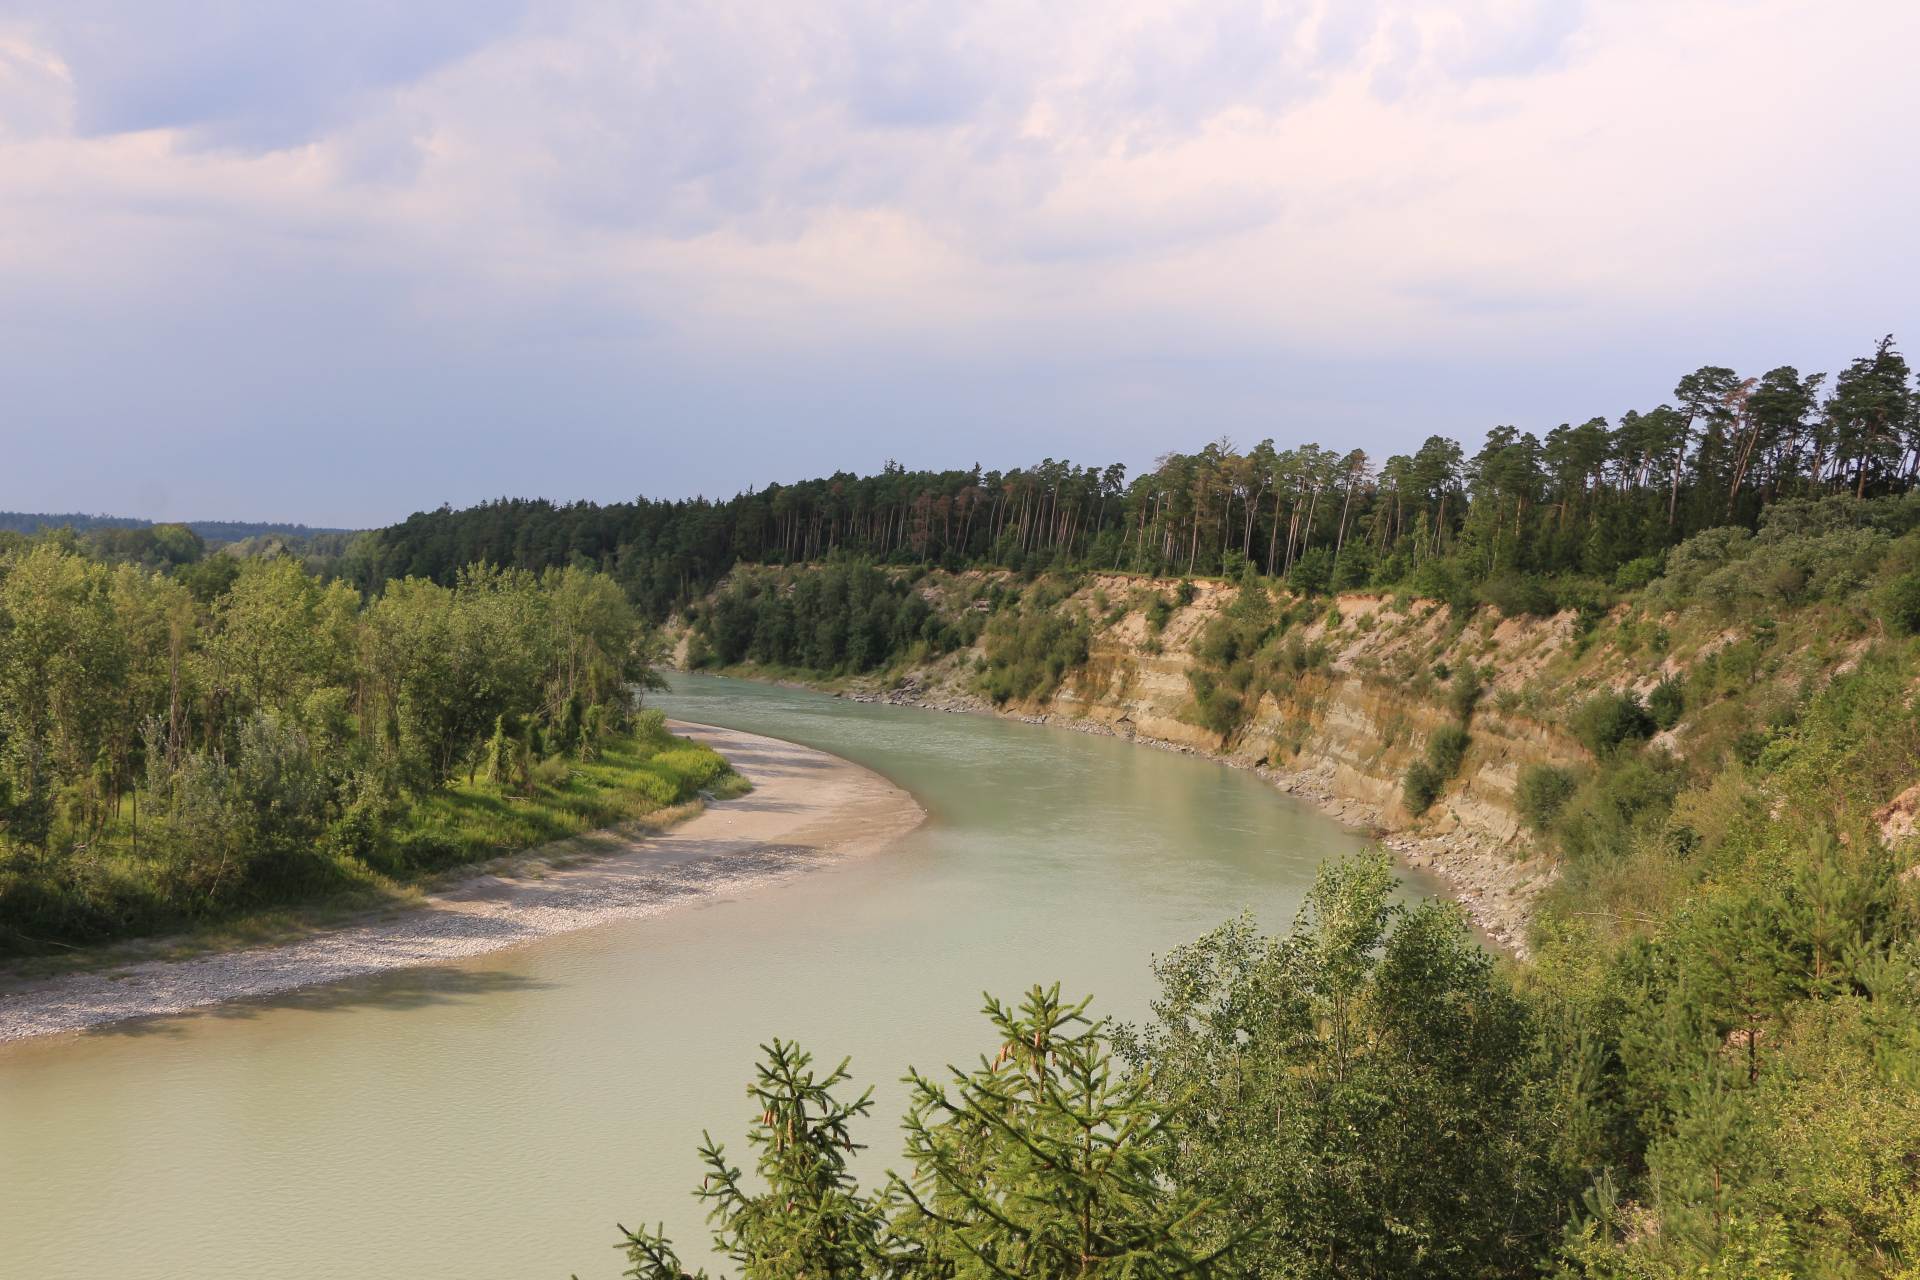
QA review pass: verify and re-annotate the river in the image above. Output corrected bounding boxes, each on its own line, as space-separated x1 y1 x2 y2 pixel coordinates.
0 674 1401 1279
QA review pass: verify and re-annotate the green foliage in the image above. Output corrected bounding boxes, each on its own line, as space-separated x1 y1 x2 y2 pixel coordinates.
1611 554 1665 591
1145 593 1175 633
1404 718 1471 816
612 1042 887 1280
618 987 1219 1280
1884 569 1920 634
1647 497 1905 616
1517 763 1579 833
978 608 1091 706
1425 723 1470 777
1555 753 1684 863
1573 691 1656 756
1647 676 1685 729
651 747 729 797
363 339 1919 614
1483 571 1557 617
695 560 958 676
1402 760 1443 815
0 541 679 954
1285 547 1333 596
1447 663 1484 721
895 985 1218 1279
1184 583 1291 741
1552 836 1920 1277
1125 855 1575 1279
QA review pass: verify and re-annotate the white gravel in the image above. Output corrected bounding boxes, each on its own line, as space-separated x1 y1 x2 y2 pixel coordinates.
0 722 924 1043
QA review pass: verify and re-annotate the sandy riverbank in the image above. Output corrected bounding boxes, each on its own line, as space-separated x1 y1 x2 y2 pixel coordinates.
0 722 924 1044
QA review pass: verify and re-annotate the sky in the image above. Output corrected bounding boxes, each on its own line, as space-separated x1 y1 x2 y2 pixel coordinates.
0 1 1915 528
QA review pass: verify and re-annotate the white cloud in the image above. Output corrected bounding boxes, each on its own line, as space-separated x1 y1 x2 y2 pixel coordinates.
0 0 1913 523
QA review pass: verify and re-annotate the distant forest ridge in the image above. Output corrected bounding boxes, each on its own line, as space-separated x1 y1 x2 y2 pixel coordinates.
0 512 356 542
361 335 1919 620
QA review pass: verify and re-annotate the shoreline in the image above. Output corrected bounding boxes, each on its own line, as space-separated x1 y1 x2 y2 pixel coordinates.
0 722 925 1044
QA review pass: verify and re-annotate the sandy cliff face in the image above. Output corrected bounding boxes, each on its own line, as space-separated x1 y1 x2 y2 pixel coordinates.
817 572 1603 953
688 563 1877 952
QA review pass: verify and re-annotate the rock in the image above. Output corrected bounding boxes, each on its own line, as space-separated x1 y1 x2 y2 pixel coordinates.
1875 781 1920 846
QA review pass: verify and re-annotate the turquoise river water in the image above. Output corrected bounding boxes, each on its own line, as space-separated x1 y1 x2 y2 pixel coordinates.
0 674 1428 1279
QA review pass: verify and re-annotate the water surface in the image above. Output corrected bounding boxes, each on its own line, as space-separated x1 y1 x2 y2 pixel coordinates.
0 675 1390 1279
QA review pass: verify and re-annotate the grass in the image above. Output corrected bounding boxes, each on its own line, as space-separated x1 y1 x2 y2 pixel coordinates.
0 727 749 971
397 731 748 865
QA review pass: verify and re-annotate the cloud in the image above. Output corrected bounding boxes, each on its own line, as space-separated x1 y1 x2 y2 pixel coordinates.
0 0 1913 525
12 0 528 148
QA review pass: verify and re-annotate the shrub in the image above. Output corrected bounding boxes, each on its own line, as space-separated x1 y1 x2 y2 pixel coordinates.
1573 691 1655 756
1331 543 1376 590
1403 761 1443 815
1556 754 1684 863
530 755 573 790
1145 594 1174 633
651 747 729 796
1613 554 1665 591
1288 548 1334 596
1483 573 1557 618
1427 724 1471 778
1449 665 1484 722
1176 580 1198 606
1885 571 1920 635
1648 677 1685 730
978 610 1091 705
1516 764 1578 833
632 708 670 748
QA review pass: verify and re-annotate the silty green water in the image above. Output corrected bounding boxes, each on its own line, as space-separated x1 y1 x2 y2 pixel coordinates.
0 674 1419 1279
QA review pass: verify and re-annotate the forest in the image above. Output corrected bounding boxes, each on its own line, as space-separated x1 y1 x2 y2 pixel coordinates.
0 533 710 955
367 336 1916 625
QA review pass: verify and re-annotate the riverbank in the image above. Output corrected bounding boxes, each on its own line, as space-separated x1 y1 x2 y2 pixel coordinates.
0 722 924 1043
831 679 1548 955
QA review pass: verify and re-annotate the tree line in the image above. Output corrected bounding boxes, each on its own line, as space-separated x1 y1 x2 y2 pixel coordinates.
367 337 1915 615
0 535 668 952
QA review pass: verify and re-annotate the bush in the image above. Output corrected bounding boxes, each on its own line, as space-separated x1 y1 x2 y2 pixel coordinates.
632 708 670 748
1449 665 1484 722
1885 571 1920 635
1403 761 1443 815
530 755 573 790
1573 691 1655 756
1483 573 1557 618
651 747 729 796
1612 554 1665 591
978 610 1091 705
1648 677 1685 730
1426 724 1471 778
1556 754 1684 863
1516 764 1578 832
1288 548 1334 596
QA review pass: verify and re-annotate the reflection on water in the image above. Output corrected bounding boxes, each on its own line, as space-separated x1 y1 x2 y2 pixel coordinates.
0 674 1406 1280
